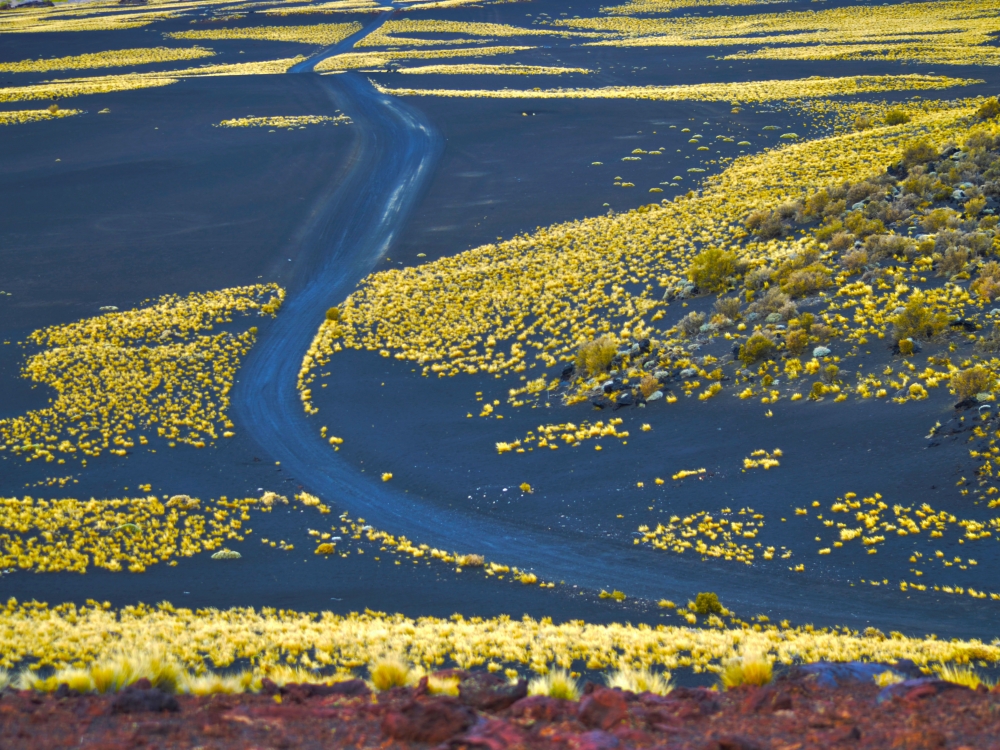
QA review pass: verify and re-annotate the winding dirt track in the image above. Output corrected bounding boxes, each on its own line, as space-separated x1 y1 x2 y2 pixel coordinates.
232 21 993 637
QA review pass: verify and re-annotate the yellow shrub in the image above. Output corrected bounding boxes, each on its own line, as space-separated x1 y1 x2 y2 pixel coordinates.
575 336 617 377
688 248 737 292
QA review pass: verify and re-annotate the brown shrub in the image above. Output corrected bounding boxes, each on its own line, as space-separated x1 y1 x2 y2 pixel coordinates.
937 247 969 277
784 328 809 355
678 311 706 337
840 248 868 273
714 296 741 320
952 366 993 400
639 375 660 398
972 261 1000 301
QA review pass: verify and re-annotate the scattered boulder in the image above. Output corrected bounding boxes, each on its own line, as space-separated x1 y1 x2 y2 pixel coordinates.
458 673 527 712
381 697 476 744
578 686 627 730
110 685 179 714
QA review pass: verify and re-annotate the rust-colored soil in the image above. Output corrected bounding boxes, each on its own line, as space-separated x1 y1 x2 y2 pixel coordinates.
2 671 998 749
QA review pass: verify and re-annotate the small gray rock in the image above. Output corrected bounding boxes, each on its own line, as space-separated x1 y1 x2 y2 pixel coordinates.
646 391 664 401
679 367 697 378
813 346 831 358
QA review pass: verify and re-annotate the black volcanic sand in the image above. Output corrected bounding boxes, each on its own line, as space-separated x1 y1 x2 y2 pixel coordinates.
2 0 1000 640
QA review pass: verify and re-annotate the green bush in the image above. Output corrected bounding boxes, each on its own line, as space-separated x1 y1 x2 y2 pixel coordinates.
688 248 738 292
780 265 831 297
693 592 724 615
977 97 1000 121
884 109 911 126
891 292 948 340
739 333 776 366
902 139 938 167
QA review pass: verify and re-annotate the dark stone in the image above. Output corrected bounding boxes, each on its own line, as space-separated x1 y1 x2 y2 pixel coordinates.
282 680 370 701
669 687 720 715
381 697 476 744
459 673 527 712
260 677 280 695
638 338 651 353
443 718 530 750
742 686 794 714
877 678 971 704
590 396 611 409
560 363 576 380
614 392 634 407
942 146 960 158
109 687 179 714
574 729 620 750
54 683 71 699
955 396 978 410
792 662 898 689
712 735 764 750
950 318 978 332
578 686 627 730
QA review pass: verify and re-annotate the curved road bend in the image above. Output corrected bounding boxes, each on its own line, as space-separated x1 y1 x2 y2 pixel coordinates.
235 21 988 636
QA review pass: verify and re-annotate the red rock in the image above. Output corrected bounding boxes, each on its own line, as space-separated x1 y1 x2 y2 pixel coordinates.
507 695 574 722
578 687 628 731
444 718 529 749
381 697 476 743
459 673 528 712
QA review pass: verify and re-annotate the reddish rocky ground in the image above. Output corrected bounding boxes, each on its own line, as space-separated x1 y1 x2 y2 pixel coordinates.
1 669 998 749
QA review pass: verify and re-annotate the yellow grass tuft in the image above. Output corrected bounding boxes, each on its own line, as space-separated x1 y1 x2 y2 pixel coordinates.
935 663 995 690
528 667 580 700
719 652 773 689
369 655 416 691
605 666 672 695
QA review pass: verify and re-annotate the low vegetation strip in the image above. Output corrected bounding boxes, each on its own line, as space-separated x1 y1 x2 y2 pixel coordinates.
0 107 80 125
0 600 995 677
0 46 215 74
374 74 982 103
167 22 362 46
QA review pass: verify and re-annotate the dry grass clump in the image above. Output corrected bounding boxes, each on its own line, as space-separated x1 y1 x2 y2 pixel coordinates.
456 553 484 567
719 653 773 690
528 668 580 700
952 366 993 400
20 648 186 694
605 666 672 695
369 655 418 691
688 248 737 291
576 336 618 376
934 663 996 690
639 375 660 397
